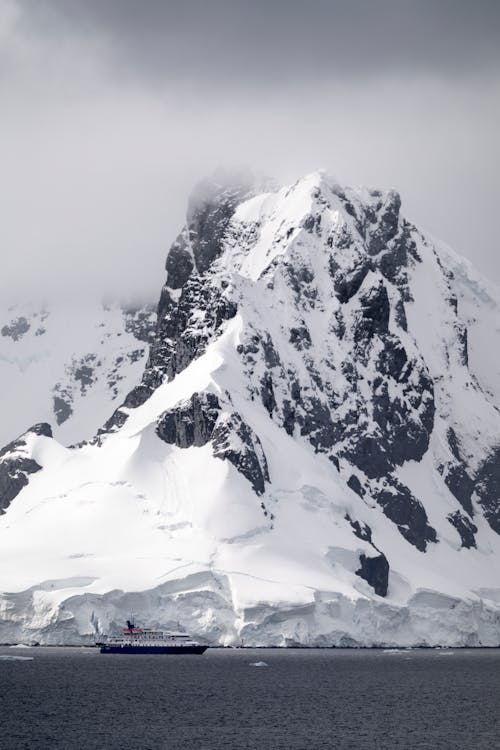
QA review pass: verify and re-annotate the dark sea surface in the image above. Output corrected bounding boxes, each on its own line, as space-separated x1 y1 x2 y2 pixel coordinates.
1 647 499 750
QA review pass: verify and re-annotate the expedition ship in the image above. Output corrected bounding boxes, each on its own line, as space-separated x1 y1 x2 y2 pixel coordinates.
98 621 208 654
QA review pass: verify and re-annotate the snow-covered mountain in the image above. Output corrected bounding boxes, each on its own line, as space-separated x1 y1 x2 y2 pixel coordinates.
1 171 500 647
0 301 156 446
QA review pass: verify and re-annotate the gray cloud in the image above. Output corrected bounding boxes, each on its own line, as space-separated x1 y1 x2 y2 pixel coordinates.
23 0 500 82
0 0 499 303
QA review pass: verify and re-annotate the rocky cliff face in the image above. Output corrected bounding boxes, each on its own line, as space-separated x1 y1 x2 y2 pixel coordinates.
0 423 52 514
1 171 500 647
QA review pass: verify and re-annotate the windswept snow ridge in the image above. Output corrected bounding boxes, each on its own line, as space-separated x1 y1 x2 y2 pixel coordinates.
1 171 500 647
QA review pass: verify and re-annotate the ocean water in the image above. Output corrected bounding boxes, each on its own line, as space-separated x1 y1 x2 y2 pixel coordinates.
1 647 499 749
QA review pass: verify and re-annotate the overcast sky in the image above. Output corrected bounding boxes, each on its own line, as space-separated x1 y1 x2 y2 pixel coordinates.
1 0 499 303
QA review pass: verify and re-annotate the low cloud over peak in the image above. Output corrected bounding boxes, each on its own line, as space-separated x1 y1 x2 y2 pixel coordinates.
1 0 499 302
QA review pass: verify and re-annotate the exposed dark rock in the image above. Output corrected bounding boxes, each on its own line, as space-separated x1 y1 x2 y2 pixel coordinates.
261 373 276 416
73 357 96 395
342 432 393 480
290 380 301 403
284 262 316 300
326 223 353 251
366 190 401 256
187 176 252 274
301 213 322 234
328 255 338 275
110 278 237 439
261 334 281 368
299 397 341 453
376 337 408 381
330 186 364 235
156 393 269 495
156 393 221 448
448 294 458 315
341 360 358 388
123 384 154 409
74 366 94 392
165 235 194 289
346 512 390 595
340 335 436 480
474 446 500 535
356 552 389 597
289 325 311 350
371 371 435 466
394 297 408 331
447 510 477 549
378 239 407 285
0 457 40 513
53 396 73 426
447 427 461 461
347 474 365 498
212 413 270 495
153 277 237 383
127 348 145 364
443 463 475 517
123 305 157 344
239 333 260 357
306 361 324 390
1 316 30 341
454 321 469 366
354 281 390 341
373 479 437 551
329 455 340 471
157 286 177 322
0 424 52 513
443 429 474 516
102 179 247 444
25 423 53 439
330 309 346 339
345 514 372 543
333 263 369 304
100 408 129 435
282 400 296 437
403 226 422 263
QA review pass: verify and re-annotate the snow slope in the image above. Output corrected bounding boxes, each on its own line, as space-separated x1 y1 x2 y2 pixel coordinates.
0 301 156 446
1 171 499 646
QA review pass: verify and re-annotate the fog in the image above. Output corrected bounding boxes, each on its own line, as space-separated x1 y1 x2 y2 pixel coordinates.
1 0 499 303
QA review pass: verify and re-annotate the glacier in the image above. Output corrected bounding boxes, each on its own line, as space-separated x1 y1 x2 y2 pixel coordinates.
1 170 500 647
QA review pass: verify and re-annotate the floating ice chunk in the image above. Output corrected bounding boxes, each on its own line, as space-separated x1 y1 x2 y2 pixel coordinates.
382 649 407 654
0 655 34 661
249 661 269 667
9 644 31 648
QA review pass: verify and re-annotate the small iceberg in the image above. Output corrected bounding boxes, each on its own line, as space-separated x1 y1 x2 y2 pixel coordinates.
9 644 31 649
0 655 34 661
249 661 269 667
382 649 405 654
